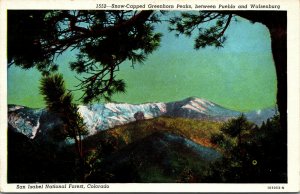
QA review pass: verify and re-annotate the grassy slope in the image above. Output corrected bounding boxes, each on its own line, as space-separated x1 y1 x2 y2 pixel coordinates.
84 116 223 151
84 116 224 182
8 116 224 183
9 115 286 183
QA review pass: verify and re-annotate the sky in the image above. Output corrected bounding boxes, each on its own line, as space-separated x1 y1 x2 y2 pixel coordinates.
7 12 276 112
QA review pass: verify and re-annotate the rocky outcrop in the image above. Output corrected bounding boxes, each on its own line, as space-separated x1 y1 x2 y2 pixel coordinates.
134 111 145 121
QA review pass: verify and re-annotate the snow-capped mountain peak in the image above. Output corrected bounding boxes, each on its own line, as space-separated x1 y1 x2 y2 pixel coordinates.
8 97 276 141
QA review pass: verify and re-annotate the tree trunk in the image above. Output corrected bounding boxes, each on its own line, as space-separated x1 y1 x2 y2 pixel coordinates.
233 11 287 131
233 12 287 177
267 21 287 133
74 135 85 182
238 132 242 148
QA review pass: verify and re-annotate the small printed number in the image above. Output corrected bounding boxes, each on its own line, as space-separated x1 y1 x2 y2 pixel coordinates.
96 4 106 8
267 186 284 190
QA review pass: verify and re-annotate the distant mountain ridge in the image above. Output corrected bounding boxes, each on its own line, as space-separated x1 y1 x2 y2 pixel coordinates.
8 97 276 141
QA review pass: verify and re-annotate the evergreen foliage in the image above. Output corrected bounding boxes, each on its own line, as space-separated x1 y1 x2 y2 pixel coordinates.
9 10 162 103
206 114 286 183
40 74 87 139
39 74 88 181
169 12 232 48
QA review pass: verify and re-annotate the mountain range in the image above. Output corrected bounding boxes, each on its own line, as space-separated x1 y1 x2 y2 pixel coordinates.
7 97 279 183
8 97 276 142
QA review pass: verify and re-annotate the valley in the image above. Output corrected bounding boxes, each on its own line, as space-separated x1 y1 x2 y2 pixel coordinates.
7 97 283 183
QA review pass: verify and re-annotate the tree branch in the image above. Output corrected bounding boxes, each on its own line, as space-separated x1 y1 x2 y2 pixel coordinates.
220 14 232 35
46 11 154 53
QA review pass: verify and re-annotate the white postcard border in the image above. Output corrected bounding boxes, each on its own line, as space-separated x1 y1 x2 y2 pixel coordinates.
0 0 299 192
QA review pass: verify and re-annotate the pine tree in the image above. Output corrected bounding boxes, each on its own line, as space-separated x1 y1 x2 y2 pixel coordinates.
9 10 161 103
40 74 88 182
221 114 254 147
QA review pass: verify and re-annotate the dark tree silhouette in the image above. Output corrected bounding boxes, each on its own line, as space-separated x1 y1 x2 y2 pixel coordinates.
39 74 88 181
8 10 162 103
220 114 254 147
207 114 286 183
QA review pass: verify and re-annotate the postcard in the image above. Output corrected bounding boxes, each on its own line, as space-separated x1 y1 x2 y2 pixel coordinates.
0 0 299 192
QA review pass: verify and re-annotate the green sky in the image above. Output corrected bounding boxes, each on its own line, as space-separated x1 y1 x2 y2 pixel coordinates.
7 14 276 112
